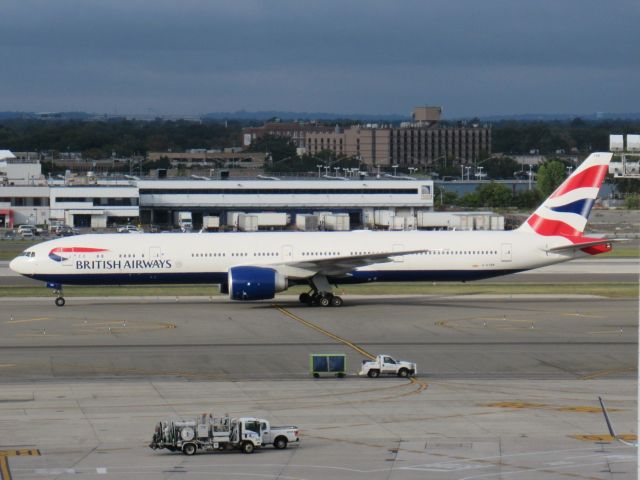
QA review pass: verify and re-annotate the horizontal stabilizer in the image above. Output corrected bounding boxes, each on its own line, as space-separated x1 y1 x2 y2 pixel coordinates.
548 238 622 254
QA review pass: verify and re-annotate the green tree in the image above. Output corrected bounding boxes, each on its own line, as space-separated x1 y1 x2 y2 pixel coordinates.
483 157 520 179
536 160 566 197
247 134 297 166
625 195 640 209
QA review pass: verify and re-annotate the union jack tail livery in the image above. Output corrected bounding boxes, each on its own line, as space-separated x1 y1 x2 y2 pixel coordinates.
518 152 612 238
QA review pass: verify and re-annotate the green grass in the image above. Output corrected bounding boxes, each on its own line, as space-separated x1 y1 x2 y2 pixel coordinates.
1 282 637 299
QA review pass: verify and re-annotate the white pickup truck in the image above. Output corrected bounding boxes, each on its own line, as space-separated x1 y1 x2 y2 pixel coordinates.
258 420 299 449
359 354 417 378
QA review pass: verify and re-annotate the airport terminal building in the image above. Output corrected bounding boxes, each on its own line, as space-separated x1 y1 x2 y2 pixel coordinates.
0 153 434 228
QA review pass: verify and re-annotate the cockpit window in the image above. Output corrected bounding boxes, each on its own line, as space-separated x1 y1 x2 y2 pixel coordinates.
19 251 35 258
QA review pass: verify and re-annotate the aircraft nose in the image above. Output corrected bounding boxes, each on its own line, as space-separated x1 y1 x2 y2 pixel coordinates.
9 256 25 274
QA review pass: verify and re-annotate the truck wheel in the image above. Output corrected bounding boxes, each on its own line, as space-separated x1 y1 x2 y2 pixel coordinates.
368 369 380 378
242 441 255 454
183 443 197 456
274 437 288 449
398 368 409 378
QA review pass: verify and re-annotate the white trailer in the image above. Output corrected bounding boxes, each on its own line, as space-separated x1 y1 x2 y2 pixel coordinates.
237 214 258 232
416 211 461 229
389 216 405 231
226 211 245 227
296 214 319 231
254 212 290 228
202 215 220 231
374 209 394 227
324 213 349 231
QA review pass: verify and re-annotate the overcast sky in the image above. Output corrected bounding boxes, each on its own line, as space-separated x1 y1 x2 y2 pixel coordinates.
1 0 638 117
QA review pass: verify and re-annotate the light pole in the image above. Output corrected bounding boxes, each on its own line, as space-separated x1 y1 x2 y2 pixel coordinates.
566 165 573 177
408 167 417 177
465 166 471 180
528 164 533 191
334 167 340 176
316 164 322 178
392 164 399 177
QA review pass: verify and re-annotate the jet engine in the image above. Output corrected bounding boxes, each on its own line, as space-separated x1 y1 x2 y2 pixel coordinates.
228 266 288 301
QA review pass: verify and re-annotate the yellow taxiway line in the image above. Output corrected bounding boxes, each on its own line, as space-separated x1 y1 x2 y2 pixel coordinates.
274 305 428 392
0 449 40 480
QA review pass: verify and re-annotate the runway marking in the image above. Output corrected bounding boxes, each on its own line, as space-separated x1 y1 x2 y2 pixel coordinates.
586 330 624 335
274 305 428 392
0 449 40 480
483 402 617 413
579 366 637 380
571 434 638 442
0 364 16 368
5 317 49 324
562 312 603 318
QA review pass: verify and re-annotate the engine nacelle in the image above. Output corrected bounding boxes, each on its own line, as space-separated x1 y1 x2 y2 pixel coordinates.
228 266 288 301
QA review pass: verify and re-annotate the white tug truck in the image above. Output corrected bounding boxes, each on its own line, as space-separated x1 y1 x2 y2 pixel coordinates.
149 414 299 455
359 354 417 378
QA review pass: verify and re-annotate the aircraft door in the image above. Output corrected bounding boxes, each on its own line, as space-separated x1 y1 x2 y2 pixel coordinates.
392 244 404 263
501 243 512 262
281 245 293 261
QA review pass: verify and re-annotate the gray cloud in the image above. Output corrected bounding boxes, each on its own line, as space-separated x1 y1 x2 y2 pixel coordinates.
1 0 638 116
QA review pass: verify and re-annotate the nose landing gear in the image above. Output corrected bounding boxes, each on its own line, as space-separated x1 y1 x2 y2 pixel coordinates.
47 283 65 307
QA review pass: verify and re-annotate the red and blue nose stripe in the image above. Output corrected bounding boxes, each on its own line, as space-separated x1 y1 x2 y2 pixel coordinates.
49 247 107 262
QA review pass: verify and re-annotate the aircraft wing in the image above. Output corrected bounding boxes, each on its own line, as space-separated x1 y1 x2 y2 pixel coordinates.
277 249 427 278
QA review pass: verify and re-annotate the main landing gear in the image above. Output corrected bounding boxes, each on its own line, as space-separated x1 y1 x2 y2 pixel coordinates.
298 274 344 307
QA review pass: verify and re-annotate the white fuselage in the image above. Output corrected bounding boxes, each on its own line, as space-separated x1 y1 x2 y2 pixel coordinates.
10 230 576 287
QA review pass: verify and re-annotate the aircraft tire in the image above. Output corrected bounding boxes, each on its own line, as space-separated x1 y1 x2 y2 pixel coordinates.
299 293 311 304
319 296 331 307
55 297 65 307
330 296 343 307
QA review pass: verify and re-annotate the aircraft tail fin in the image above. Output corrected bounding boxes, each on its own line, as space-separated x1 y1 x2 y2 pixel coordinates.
518 152 612 237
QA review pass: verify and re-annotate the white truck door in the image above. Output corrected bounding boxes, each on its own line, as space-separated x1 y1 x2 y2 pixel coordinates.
260 421 270 443
382 356 396 373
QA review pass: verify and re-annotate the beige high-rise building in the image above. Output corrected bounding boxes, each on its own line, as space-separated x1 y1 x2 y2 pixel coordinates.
243 107 491 170
305 124 490 168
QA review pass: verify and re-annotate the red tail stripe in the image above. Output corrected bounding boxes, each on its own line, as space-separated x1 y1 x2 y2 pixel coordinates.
527 214 582 237
550 164 608 199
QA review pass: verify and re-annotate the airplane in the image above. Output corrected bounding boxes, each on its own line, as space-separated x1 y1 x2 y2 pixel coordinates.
10 152 617 308
598 396 638 447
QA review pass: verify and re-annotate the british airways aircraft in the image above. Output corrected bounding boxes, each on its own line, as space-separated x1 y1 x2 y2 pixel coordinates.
10 152 616 307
